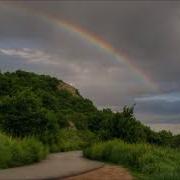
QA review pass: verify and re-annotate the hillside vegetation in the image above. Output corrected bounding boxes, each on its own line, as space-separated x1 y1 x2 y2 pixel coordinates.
0 70 179 179
0 133 47 168
84 140 180 180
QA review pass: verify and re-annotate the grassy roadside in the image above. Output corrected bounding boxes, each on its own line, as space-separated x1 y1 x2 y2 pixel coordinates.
0 129 96 169
83 139 180 180
0 133 48 169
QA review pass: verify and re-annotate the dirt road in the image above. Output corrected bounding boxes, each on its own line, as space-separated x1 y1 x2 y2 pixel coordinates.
64 165 133 180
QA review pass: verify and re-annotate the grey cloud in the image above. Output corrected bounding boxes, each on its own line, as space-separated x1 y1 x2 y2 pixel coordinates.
135 99 180 115
9 1 180 92
0 2 180 127
135 93 180 103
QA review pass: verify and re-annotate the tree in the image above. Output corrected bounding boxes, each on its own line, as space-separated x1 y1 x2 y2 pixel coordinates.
0 89 58 137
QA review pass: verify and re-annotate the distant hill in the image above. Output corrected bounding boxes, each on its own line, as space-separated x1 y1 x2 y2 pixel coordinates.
0 70 97 137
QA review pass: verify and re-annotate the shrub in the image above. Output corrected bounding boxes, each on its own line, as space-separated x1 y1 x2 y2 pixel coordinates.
0 133 48 169
84 139 180 179
49 129 97 152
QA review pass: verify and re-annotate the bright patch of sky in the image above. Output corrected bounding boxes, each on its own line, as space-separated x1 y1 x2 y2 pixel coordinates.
135 92 180 103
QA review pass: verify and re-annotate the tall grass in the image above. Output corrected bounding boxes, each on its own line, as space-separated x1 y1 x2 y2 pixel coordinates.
84 139 180 180
0 129 96 168
0 133 48 169
49 129 97 152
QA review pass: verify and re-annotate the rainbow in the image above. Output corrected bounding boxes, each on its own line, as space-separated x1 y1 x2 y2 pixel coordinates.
1 4 159 91
48 17 159 89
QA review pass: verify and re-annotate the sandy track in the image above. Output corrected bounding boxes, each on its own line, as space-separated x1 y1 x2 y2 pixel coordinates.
64 165 133 180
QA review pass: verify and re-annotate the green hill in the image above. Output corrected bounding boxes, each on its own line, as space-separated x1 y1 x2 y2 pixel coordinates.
0 70 179 147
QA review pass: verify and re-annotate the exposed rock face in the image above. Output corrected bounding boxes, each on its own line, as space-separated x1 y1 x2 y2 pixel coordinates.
57 82 79 97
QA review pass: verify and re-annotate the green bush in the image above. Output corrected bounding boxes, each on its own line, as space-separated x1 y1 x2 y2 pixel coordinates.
0 133 48 169
84 140 180 179
147 172 180 180
49 129 97 152
0 90 59 138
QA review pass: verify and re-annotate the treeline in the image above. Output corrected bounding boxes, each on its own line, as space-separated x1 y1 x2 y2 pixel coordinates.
0 70 179 152
80 106 179 148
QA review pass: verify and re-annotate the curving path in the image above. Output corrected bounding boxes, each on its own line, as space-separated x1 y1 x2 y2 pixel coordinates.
0 151 103 180
0 151 133 180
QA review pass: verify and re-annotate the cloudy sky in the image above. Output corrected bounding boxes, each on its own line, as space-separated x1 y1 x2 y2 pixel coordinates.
0 1 180 133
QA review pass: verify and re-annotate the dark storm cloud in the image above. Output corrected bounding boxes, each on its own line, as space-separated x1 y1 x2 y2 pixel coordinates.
136 99 180 116
0 2 180 130
136 111 180 124
7 1 180 92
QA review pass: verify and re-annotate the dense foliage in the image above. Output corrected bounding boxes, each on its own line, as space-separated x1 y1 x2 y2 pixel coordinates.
0 70 98 168
51 129 98 152
0 133 48 168
84 140 180 180
0 71 97 145
0 70 179 147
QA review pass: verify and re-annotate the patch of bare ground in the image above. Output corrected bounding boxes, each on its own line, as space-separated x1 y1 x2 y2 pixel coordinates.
64 165 133 180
